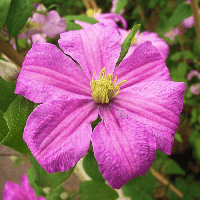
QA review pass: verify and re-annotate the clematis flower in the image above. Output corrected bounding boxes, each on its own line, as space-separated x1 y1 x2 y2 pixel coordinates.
28 4 66 39
75 8 127 30
187 70 200 95
119 29 169 60
3 174 46 200
15 23 186 189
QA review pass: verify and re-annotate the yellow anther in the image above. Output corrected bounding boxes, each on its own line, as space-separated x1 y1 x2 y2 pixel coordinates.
131 36 137 45
86 8 102 18
90 67 127 104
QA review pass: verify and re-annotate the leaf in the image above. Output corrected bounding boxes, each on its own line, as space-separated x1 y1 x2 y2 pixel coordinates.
29 156 75 188
174 132 183 143
5 0 33 37
167 3 192 28
1 96 34 155
0 77 17 112
116 24 141 66
0 0 11 30
122 170 156 200
170 62 188 83
165 158 185 175
82 152 105 182
65 15 98 24
66 21 83 30
115 0 128 14
0 110 8 141
79 181 118 200
188 183 200 197
45 185 65 200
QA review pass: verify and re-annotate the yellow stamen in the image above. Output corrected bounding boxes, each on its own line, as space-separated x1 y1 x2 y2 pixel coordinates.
86 8 102 18
131 36 137 45
90 67 127 104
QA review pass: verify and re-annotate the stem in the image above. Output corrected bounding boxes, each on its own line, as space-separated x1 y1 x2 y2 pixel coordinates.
0 38 24 66
82 0 91 10
90 0 98 11
150 167 183 198
136 0 145 21
14 36 19 53
190 0 200 53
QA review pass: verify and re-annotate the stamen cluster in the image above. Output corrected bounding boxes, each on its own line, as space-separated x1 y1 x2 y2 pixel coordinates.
90 67 127 104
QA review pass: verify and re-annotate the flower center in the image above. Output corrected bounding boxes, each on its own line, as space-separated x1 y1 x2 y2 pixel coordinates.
90 67 127 104
86 8 102 18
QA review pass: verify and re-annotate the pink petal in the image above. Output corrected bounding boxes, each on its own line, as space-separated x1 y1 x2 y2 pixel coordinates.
20 174 38 200
75 20 92 29
113 41 171 90
92 106 156 189
136 31 169 60
23 99 98 173
58 23 121 80
190 83 200 95
112 81 186 155
15 42 91 103
42 10 66 38
187 70 200 80
3 182 31 200
95 13 127 29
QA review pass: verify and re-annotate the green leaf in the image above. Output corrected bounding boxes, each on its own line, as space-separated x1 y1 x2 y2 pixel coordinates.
65 15 98 24
167 3 192 28
0 110 8 141
115 0 128 14
116 24 141 66
5 0 33 37
188 183 200 197
165 158 185 175
1 96 34 155
0 77 17 112
170 62 188 83
174 132 183 143
0 0 11 30
82 152 105 182
29 156 75 188
45 185 66 200
122 170 156 200
66 21 83 31
79 181 118 200
170 52 183 61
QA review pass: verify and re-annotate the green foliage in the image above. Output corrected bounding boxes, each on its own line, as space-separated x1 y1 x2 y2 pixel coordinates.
79 181 118 200
122 170 156 200
170 62 188 83
82 152 105 182
5 0 33 37
167 2 192 28
0 0 11 30
168 177 200 199
0 77 17 112
116 24 141 66
0 110 8 141
165 158 185 175
115 0 128 14
1 96 34 155
65 15 98 24
66 21 83 31
45 185 66 200
29 156 75 188
174 132 183 143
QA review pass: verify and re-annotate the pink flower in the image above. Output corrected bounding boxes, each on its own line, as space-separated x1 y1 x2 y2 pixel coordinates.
15 24 186 189
120 29 169 60
110 0 125 15
28 4 66 38
3 174 46 200
164 27 179 41
75 9 127 30
187 70 200 95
